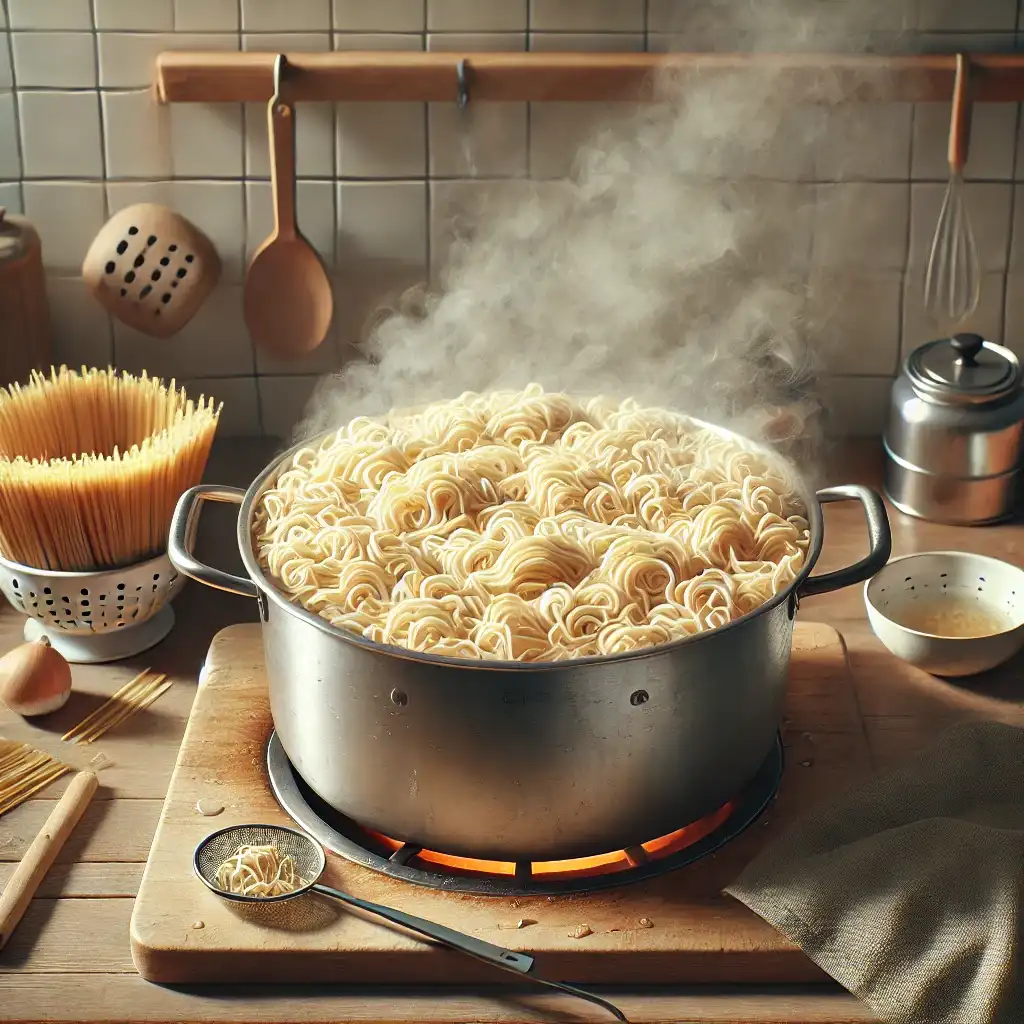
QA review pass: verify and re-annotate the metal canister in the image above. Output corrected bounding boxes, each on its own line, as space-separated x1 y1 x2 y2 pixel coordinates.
884 333 1024 524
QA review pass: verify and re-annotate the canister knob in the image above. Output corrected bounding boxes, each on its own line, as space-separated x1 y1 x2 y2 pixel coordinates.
951 332 985 365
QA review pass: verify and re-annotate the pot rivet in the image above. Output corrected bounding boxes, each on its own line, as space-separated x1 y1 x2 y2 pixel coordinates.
390 688 408 707
630 689 649 706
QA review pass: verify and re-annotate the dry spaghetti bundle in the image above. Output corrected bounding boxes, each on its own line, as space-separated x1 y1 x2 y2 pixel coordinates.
0 739 71 817
0 367 221 572
61 669 171 744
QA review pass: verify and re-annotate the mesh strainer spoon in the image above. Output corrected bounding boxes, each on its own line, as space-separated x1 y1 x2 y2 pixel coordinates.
195 823 627 1022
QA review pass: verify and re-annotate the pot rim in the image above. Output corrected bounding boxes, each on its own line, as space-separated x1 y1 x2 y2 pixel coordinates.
235 417 826 673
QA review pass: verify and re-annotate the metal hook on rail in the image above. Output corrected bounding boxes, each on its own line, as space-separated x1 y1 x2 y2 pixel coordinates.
456 59 470 110
272 52 287 102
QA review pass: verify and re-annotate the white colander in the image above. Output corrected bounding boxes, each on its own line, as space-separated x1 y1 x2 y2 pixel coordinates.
0 551 185 664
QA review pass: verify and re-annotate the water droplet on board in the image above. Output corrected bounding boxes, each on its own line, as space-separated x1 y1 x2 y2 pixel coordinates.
196 799 224 816
800 759 813 768
192 920 205 930
638 917 654 929
568 924 593 939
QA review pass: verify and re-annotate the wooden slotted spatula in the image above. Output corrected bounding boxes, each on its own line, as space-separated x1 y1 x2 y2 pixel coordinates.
243 55 333 357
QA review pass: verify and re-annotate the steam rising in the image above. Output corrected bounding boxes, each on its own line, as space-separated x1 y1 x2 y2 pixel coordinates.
300 0 913 455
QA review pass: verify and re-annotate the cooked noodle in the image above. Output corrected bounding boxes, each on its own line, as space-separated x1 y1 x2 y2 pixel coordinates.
254 385 810 661
215 844 304 898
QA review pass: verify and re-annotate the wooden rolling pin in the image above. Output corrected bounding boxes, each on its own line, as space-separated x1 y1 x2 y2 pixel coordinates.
0 771 98 950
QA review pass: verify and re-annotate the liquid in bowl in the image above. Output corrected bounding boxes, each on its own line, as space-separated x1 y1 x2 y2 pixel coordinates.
889 596 1016 638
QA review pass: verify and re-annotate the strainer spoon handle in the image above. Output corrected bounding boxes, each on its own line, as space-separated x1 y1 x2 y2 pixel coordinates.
313 882 531 969
312 883 627 1021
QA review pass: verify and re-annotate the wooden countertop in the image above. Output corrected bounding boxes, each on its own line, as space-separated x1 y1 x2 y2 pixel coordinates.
0 437 1021 1024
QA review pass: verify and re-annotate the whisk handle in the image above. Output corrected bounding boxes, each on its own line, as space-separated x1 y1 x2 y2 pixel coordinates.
311 882 534 972
949 53 973 172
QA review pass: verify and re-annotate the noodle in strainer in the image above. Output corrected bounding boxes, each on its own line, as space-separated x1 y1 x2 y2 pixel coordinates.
194 823 626 1021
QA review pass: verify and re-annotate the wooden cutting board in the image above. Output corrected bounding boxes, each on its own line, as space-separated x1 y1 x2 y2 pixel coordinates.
131 621 871 987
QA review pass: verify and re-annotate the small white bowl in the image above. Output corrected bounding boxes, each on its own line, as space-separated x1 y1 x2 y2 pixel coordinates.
864 551 1024 677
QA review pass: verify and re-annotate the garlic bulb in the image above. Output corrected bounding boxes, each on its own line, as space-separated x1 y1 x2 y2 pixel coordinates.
0 637 72 716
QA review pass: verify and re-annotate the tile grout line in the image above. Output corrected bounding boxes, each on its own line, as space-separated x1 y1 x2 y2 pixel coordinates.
4 0 25 201
898 101 917 369
1000 100 1021 340
236 0 264 434
90 0 116 364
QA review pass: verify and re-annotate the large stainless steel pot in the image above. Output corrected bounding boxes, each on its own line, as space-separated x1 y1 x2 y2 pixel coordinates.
169 427 890 861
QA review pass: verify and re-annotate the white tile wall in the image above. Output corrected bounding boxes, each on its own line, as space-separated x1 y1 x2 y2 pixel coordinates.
102 91 173 179
175 0 240 33
114 283 254 379
107 180 246 282
336 103 426 178
0 36 10 88
0 182 22 213
427 1 528 32
1 1 1023 438
7 0 92 31
909 182 1013 272
808 271 903 376
95 0 174 31
904 269 1006 355
241 0 331 33
22 181 106 273
337 180 427 267
912 103 1018 181
529 1 645 32
244 33 334 179
47 276 115 368
815 104 913 181
427 32 527 179
184 376 261 436
11 32 97 89
245 180 335 266
98 32 238 89
333 0 424 32
19 91 103 178
820 375 891 437
0 93 20 179
1001 274 1024 360
915 0 1017 32
812 183 910 270
257 374 321 437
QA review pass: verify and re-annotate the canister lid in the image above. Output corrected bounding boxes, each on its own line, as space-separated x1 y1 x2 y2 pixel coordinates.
0 208 29 263
905 333 1021 403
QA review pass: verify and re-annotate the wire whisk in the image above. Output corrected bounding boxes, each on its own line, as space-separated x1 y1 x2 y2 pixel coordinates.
924 53 980 329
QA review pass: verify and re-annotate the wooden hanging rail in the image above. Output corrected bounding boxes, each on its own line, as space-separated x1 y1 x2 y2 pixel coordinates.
155 50 1024 105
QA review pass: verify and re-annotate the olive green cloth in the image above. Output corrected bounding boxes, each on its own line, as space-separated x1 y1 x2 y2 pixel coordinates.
726 720 1024 1024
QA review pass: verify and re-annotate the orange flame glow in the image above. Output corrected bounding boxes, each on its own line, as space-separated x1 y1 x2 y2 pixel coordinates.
367 799 736 880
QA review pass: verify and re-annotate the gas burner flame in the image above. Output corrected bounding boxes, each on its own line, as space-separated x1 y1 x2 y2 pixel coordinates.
368 800 736 881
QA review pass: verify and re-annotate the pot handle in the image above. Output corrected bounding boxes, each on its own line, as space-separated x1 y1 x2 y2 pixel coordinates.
168 485 258 599
799 485 891 599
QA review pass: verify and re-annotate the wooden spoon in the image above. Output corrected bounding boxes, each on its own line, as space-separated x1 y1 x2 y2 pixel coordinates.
243 55 333 357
